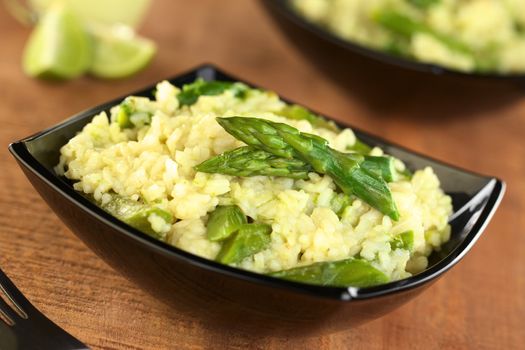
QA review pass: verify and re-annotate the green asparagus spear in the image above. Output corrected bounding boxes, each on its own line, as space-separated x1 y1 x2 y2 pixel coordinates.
269 258 389 287
98 194 173 239
345 166 399 220
360 156 397 183
216 223 272 264
116 96 154 129
279 104 339 132
177 78 249 106
390 230 414 251
195 146 313 179
206 205 247 241
216 117 399 220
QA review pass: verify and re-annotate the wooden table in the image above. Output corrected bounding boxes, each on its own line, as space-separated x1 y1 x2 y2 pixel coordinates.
1 1 524 349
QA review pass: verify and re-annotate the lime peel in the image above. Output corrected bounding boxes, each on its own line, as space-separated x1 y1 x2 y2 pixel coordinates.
88 25 156 79
22 2 92 79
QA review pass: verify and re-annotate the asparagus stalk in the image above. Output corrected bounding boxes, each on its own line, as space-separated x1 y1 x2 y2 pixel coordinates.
195 146 313 180
269 258 389 287
216 117 400 220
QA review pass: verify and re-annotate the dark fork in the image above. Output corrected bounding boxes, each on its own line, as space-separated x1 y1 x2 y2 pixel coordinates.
0 267 88 350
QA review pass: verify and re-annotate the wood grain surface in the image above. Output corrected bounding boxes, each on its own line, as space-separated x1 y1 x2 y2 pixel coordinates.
1 1 524 349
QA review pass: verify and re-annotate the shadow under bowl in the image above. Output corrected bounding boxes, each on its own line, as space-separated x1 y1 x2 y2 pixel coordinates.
8 64 504 337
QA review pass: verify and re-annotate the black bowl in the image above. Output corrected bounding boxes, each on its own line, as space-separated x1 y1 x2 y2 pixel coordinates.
9 64 505 336
261 0 525 83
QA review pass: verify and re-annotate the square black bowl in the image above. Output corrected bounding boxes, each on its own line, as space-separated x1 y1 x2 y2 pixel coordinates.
8 64 504 336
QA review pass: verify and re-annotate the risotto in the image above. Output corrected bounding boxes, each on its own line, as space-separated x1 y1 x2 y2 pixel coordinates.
56 79 452 287
292 0 525 74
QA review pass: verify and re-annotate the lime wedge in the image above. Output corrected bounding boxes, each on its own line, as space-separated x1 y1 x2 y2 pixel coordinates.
88 25 156 79
22 3 91 79
28 0 151 28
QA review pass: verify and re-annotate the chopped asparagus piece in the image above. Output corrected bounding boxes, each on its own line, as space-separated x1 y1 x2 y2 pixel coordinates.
361 156 397 183
347 138 373 154
195 146 313 180
216 223 272 264
330 192 354 216
116 96 154 129
216 117 400 220
269 258 389 287
206 205 247 241
279 104 339 132
390 230 415 251
98 194 173 238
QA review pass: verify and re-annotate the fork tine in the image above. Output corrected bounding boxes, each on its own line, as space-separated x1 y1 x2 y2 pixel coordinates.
0 268 33 316
0 268 89 349
0 296 17 325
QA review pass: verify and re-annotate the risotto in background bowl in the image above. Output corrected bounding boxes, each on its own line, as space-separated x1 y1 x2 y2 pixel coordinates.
9 65 504 335
262 0 525 81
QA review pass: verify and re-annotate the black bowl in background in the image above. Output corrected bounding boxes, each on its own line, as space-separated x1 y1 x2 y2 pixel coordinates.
9 64 504 336
261 0 525 84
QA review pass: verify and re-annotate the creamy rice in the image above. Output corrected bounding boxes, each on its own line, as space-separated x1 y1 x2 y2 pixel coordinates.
56 81 452 282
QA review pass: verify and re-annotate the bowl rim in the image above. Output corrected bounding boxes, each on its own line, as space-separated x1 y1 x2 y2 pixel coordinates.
8 64 506 301
263 0 525 81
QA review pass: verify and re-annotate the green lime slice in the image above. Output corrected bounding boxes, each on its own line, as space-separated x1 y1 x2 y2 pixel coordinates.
28 0 152 28
88 25 156 79
22 2 92 79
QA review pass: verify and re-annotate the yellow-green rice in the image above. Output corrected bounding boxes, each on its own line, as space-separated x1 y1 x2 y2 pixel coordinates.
292 0 525 73
56 81 452 282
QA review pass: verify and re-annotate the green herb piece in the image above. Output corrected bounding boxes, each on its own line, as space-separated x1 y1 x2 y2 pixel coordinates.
177 78 249 106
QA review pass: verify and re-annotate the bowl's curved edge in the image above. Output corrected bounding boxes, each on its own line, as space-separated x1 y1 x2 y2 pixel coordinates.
354 178 505 298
